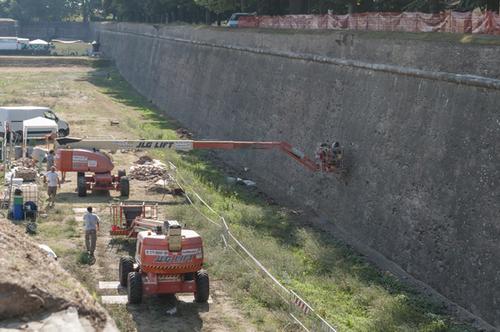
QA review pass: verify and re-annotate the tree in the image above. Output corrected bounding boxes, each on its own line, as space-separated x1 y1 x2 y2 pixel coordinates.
81 0 103 22
194 0 237 14
0 0 12 17
5 0 493 24
2 0 80 22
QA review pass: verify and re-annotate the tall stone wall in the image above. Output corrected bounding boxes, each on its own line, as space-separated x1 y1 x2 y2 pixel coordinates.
93 23 500 329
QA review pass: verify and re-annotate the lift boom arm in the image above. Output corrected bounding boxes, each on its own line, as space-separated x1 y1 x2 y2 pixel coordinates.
56 137 342 173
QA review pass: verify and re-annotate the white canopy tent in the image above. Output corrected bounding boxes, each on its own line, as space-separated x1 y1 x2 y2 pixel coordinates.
23 116 57 139
28 39 49 46
29 39 50 51
22 116 57 157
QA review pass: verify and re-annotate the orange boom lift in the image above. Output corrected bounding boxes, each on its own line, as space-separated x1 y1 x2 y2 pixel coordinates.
54 137 344 197
119 220 209 304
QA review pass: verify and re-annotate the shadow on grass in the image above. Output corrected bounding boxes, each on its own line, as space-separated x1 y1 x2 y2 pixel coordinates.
108 237 136 256
78 251 96 265
57 191 115 205
57 190 188 205
85 68 179 133
125 296 204 332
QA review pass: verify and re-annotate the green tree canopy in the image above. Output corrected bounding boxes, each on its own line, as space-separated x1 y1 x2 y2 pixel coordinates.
0 0 496 23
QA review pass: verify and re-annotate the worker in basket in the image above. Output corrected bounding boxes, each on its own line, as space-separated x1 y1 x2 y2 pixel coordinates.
316 141 343 172
331 141 343 161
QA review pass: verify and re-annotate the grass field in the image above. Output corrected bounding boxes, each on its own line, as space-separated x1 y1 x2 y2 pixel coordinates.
0 62 476 331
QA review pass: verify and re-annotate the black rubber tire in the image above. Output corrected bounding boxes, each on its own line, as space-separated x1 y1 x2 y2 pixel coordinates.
120 176 130 197
58 129 68 137
77 172 87 197
127 272 143 304
194 270 209 303
26 222 37 234
117 169 126 178
119 256 134 287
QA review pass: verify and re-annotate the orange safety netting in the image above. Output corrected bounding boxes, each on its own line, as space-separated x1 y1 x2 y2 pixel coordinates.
238 11 500 35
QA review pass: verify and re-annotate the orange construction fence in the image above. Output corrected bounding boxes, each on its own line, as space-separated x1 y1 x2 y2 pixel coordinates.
238 11 500 34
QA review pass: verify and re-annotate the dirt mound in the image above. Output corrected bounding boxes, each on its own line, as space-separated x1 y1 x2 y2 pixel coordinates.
0 220 110 329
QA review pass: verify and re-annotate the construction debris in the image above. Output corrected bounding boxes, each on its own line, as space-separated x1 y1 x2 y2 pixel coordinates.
146 185 170 194
14 167 38 181
154 178 171 187
7 157 39 181
12 158 36 168
130 159 168 181
146 177 184 196
226 177 256 187
176 128 193 139
135 155 153 165
166 307 177 315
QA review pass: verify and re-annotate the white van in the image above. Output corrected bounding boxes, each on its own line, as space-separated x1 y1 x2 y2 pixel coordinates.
0 37 29 51
0 37 18 51
0 106 70 136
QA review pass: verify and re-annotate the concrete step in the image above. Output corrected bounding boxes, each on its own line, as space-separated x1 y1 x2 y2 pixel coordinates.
177 294 213 304
101 295 128 305
99 281 123 290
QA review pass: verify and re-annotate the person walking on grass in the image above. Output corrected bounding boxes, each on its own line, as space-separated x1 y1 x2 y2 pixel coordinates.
83 206 100 257
44 166 60 207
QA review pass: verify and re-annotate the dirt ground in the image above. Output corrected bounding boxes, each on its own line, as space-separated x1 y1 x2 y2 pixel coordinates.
0 221 111 329
0 66 258 332
52 158 257 332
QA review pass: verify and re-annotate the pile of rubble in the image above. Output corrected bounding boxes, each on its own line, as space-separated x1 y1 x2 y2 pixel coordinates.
135 155 153 165
12 158 35 168
176 128 193 139
146 177 183 195
11 158 38 181
14 167 38 181
129 158 168 181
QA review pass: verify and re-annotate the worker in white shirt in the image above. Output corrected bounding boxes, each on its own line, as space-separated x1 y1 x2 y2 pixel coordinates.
44 166 61 207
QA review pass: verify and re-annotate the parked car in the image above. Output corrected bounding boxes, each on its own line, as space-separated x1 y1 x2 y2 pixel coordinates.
227 13 256 28
0 106 70 137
